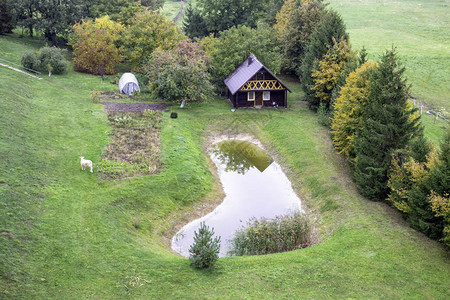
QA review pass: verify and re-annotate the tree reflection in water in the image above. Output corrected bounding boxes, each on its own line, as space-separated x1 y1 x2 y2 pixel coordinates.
211 140 273 174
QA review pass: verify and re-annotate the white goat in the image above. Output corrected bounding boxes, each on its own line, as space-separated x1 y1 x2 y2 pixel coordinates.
79 156 93 173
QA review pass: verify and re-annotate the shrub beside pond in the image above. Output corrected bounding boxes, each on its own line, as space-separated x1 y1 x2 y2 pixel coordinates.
228 212 312 256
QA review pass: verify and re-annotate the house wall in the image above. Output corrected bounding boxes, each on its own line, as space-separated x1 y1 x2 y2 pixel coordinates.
263 90 285 107
235 90 286 108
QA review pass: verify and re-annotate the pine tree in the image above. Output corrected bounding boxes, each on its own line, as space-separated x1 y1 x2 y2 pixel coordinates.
182 4 208 39
189 222 221 269
352 48 421 201
300 9 348 110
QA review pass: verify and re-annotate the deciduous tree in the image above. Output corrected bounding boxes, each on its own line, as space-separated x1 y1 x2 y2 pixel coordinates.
330 61 378 157
144 40 213 103
70 16 123 75
120 10 185 68
275 0 325 73
195 0 265 34
35 0 86 46
311 37 352 109
208 25 281 89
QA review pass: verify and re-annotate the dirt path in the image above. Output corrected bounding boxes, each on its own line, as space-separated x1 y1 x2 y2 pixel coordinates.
173 0 186 23
101 102 170 112
0 62 42 80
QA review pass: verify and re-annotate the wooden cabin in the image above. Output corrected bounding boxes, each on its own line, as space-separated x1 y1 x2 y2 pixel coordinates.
224 54 292 108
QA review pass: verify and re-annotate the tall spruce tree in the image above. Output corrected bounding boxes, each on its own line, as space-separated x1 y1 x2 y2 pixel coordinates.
300 9 348 110
352 49 421 201
182 4 208 39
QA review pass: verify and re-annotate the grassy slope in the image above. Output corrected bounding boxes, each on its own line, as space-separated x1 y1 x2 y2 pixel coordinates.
1 34 449 298
329 0 450 111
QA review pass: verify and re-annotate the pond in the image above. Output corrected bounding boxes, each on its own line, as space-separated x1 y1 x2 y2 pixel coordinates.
171 139 303 257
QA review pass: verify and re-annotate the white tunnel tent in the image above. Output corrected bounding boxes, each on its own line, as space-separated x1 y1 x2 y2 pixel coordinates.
118 73 140 95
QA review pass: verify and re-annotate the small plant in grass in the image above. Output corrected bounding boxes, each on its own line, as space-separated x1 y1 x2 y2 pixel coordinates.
189 222 221 269
228 212 312 256
90 90 101 103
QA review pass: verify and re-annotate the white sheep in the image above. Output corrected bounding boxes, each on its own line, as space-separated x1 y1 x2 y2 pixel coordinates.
79 156 93 173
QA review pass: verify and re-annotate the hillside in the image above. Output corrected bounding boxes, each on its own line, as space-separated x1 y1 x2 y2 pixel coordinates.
329 0 449 111
1 34 449 298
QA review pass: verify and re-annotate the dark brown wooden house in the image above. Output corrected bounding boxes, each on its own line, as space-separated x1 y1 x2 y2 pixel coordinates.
224 54 292 108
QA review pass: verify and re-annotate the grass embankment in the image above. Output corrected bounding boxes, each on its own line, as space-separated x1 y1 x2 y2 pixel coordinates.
330 0 450 111
1 34 449 298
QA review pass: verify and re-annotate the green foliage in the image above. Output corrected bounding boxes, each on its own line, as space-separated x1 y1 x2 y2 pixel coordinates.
120 10 185 68
35 0 85 46
208 24 281 89
20 51 40 71
189 222 221 269
229 212 311 256
144 40 212 103
195 0 266 34
182 4 209 39
21 46 67 74
353 49 421 201
300 9 348 110
70 16 123 75
140 0 164 9
275 0 325 73
312 37 352 109
0 0 14 34
36 47 68 74
330 61 378 157
8 0 39 37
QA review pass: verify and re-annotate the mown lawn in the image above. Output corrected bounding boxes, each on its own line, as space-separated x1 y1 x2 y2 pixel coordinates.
1 33 449 298
329 0 450 111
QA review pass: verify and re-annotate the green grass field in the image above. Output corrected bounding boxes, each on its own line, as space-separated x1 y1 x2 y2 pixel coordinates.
1 33 449 298
329 0 449 111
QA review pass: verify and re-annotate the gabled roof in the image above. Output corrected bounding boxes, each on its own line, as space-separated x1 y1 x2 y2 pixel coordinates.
224 54 292 95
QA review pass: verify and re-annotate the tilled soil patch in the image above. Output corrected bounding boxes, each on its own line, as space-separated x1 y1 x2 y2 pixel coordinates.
101 102 170 112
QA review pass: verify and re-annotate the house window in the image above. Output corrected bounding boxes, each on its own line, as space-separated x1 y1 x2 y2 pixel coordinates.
263 91 270 101
248 91 255 101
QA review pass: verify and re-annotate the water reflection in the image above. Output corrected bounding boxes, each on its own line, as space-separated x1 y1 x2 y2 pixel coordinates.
211 140 274 174
172 139 302 257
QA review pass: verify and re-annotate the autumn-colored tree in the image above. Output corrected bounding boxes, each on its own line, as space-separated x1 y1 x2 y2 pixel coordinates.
388 144 438 214
330 61 378 157
144 40 213 103
311 37 352 109
120 10 185 68
275 0 325 73
300 9 348 110
387 131 449 245
70 16 123 75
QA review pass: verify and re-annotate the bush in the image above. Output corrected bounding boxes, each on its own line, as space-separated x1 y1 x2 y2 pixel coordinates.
21 52 40 71
228 212 312 256
36 47 68 74
189 222 221 269
21 47 68 75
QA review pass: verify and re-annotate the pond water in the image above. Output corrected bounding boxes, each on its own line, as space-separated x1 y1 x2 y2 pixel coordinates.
171 140 303 257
